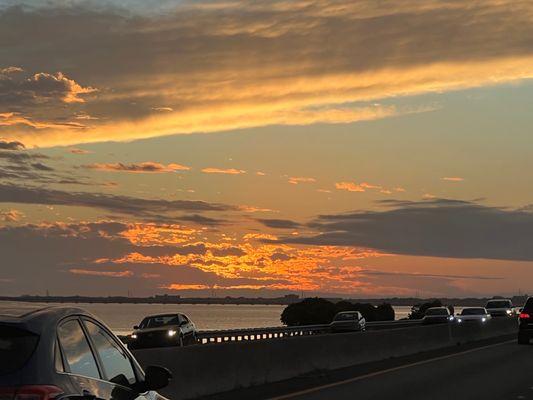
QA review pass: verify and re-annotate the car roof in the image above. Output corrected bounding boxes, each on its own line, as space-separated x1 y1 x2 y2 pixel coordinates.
336 311 360 314
0 302 51 318
143 313 182 318
427 306 447 310
486 299 511 302
0 303 96 333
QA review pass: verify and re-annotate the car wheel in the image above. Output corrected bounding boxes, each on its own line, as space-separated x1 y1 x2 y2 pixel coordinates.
518 333 530 345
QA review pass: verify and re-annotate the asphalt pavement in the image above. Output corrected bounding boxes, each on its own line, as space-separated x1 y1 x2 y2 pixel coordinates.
201 334 533 400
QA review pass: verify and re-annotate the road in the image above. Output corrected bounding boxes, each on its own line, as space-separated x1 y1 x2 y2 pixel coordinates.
202 336 533 400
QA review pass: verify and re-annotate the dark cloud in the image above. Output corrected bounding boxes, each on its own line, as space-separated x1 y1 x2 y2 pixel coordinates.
0 140 24 150
83 162 190 173
0 183 233 217
1 0 532 145
275 199 533 262
256 218 301 229
359 269 502 281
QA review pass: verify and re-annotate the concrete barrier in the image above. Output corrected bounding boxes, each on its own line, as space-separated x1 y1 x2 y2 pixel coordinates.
133 318 517 400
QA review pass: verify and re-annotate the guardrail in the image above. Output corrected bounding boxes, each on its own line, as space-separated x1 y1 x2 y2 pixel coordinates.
196 319 422 344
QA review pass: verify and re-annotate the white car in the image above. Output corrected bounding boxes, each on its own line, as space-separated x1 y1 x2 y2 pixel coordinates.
456 307 491 324
330 311 366 332
485 299 515 317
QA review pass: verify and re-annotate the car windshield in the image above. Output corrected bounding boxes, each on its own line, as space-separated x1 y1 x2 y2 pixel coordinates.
425 308 448 316
140 315 179 328
334 313 358 321
0 325 39 375
460 308 485 315
486 301 511 309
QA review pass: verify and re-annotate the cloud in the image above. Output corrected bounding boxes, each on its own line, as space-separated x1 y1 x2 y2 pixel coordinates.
0 70 96 106
201 167 246 175
0 140 24 150
0 66 23 74
256 218 301 229
0 209 23 222
276 198 533 261
69 269 133 278
288 176 316 185
442 177 465 182
85 162 191 173
69 148 91 154
336 181 379 192
1 0 532 146
0 183 233 217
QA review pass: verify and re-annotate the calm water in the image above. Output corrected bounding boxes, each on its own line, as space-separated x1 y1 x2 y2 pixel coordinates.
0 301 463 335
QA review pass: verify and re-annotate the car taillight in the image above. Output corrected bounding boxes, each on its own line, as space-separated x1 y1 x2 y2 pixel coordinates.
519 312 530 319
0 386 63 400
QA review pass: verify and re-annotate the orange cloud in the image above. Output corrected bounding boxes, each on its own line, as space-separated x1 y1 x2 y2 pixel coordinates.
0 209 24 222
69 269 133 278
3 0 533 146
288 176 316 185
442 177 465 182
202 167 246 175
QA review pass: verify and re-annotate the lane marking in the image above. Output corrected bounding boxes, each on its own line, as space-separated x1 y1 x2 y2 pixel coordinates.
268 339 516 400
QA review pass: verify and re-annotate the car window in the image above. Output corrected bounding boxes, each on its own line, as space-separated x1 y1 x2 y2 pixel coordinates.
57 320 100 379
460 308 485 315
84 320 136 387
55 339 65 372
180 315 189 323
0 325 39 375
486 300 511 308
425 308 448 316
140 315 179 328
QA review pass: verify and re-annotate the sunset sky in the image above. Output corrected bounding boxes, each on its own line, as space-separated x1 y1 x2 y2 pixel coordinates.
1 0 533 298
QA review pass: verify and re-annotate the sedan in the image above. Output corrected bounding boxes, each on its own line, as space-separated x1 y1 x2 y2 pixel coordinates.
456 307 491 324
422 307 455 325
0 304 171 400
330 311 366 333
129 313 197 350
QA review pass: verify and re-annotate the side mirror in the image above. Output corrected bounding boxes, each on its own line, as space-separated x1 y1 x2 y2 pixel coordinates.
133 325 139 330
143 365 172 391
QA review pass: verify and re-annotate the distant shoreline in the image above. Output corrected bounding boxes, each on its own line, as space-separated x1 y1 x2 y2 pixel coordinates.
1 294 528 307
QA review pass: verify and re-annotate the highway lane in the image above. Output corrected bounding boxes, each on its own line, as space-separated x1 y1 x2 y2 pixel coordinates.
269 339 533 400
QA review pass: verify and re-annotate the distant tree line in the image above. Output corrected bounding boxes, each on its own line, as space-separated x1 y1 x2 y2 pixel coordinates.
280 298 395 326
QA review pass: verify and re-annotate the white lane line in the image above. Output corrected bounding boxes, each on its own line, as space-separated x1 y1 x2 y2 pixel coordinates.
268 339 516 400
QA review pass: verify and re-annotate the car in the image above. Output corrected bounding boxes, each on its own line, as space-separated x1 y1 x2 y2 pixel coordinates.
0 304 171 400
518 297 533 344
330 311 366 332
485 299 515 317
129 313 197 350
456 307 491 324
422 307 455 325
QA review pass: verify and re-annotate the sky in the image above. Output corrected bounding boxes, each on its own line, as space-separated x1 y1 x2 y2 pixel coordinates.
1 0 533 298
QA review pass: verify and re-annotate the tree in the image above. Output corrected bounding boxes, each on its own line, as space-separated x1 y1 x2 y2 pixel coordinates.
408 299 442 319
281 298 395 326
281 298 337 326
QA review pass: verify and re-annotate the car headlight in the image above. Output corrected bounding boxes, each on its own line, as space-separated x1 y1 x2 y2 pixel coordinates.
506 309 512 314
482 317 486 322
448 316 454 321
168 329 177 337
457 318 462 323
131 334 137 339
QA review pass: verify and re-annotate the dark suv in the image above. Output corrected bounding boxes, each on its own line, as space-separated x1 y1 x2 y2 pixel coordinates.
0 304 171 400
518 297 533 344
